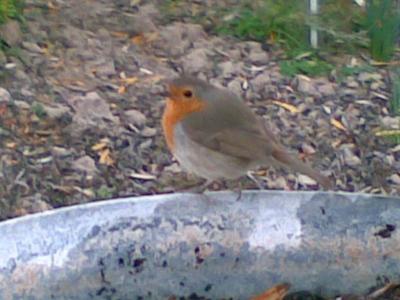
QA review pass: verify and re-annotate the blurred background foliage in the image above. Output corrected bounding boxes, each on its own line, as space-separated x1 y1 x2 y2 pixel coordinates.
164 0 399 74
0 0 23 24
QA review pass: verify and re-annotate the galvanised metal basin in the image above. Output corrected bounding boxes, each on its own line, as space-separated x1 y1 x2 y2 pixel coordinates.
0 191 399 299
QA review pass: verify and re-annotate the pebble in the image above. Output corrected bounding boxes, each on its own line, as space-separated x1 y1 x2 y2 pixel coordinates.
125 109 147 126
72 156 98 176
141 126 157 137
0 88 12 103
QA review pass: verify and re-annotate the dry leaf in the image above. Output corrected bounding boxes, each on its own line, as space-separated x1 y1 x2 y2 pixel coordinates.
111 31 129 38
0 103 8 115
118 85 126 94
372 92 389 100
251 283 290 300
330 118 347 132
73 187 95 197
131 34 145 45
129 171 157 181
91 140 109 151
99 148 114 166
143 75 164 84
140 68 153 75
122 77 138 85
5 142 17 149
272 101 299 113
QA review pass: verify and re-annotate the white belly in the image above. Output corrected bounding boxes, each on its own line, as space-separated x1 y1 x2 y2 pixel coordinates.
172 124 252 180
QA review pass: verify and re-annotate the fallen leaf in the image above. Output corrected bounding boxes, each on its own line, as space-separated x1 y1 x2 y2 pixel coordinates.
5 142 17 149
251 283 290 300
111 31 129 38
73 187 95 197
99 148 114 166
143 75 164 84
140 68 153 75
121 76 138 85
371 91 389 100
118 85 126 94
272 101 299 113
36 156 53 164
129 171 157 181
91 140 109 151
0 103 8 115
297 174 317 186
131 34 145 45
330 118 347 132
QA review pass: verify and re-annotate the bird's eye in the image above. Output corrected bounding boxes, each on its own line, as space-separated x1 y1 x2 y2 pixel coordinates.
183 90 193 98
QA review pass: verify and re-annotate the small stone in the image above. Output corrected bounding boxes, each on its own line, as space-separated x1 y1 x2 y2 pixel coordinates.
267 176 289 190
124 109 146 126
370 81 382 90
218 61 242 78
164 162 182 173
388 174 400 185
251 73 271 94
343 147 361 167
139 139 152 149
346 80 359 88
358 72 382 82
181 48 210 73
242 41 269 65
21 41 45 54
295 75 319 95
42 103 71 119
68 92 119 131
0 87 12 103
0 20 22 46
21 88 35 98
317 82 336 96
5 63 16 69
297 174 317 186
322 105 331 114
158 23 206 57
13 100 30 109
52 146 73 157
93 60 116 77
227 78 243 96
18 194 52 215
301 143 316 155
72 155 98 176
141 126 157 137
381 116 400 129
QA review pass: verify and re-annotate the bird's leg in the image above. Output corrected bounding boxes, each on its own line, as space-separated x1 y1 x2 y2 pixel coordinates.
233 181 242 201
180 178 214 194
246 171 265 190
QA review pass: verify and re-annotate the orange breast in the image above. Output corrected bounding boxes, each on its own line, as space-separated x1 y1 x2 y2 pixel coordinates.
162 98 206 151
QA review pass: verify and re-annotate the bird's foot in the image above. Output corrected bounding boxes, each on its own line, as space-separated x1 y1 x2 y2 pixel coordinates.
246 171 266 190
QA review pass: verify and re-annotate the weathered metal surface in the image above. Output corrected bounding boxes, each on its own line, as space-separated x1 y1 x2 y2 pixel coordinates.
0 191 399 299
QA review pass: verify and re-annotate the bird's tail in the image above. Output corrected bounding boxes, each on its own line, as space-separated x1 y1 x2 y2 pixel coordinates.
272 149 332 190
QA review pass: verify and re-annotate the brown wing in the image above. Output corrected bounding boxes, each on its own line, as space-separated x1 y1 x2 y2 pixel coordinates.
180 91 278 162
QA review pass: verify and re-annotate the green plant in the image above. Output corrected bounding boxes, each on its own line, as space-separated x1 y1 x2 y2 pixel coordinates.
339 64 375 77
280 57 333 77
0 0 24 24
217 0 308 50
31 102 47 119
96 185 115 199
365 0 400 61
391 68 400 115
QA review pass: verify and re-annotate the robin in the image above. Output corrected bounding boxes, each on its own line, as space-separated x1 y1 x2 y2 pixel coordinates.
162 76 332 190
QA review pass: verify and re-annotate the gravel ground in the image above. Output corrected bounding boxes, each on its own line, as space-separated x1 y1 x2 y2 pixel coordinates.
0 0 399 220
0 1 400 299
